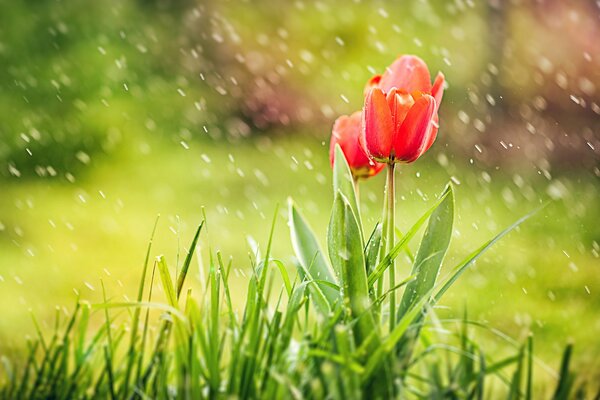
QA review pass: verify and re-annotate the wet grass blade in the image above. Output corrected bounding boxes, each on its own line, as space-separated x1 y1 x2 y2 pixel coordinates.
103 346 116 400
526 335 533 400
157 255 178 308
553 344 574 400
122 215 159 397
507 344 524 399
176 221 204 299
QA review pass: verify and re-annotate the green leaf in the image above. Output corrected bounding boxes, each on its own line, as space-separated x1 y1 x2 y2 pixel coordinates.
288 200 339 315
507 344 524 400
176 221 204 299
122 215 159 397
553 344 574 400
367 191 450 286
526 335 533 400
433 204 546 303
362 287 433 381
328 191 375 345
157 255 178 309
398 183 454 318
333 144 362 239
271 259 293 296
365 223 382 276
393 184 453 374
394 227 415 263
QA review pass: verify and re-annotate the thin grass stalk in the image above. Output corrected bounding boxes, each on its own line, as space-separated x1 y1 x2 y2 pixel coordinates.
123 216 159 398
135 262 158 390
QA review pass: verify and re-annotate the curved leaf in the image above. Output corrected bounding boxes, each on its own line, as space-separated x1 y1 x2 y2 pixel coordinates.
288 200 339 315
398 184 454 319
328 191 375 345
333 144 363 240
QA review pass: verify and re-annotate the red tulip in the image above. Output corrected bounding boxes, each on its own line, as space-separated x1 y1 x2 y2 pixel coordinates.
330 111 385 179
362 55 445 163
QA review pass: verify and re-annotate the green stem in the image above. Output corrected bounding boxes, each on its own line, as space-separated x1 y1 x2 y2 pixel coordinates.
386 163 396 331
376 171 389 322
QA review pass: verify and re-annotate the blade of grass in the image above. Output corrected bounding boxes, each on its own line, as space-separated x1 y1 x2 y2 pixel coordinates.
176 221 204 299
553 344 574 400
122 215 159 398
526 335 533 400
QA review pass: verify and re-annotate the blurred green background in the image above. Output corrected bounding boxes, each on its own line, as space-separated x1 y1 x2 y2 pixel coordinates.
0 0 599 386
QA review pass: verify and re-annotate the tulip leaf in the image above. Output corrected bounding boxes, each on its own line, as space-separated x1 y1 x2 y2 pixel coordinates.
394 184 454 369
362 286 434 382
433 203 545 304
397 183 454 319
333 144 363 240
328 190 376 345
365 223 382 276
288 200 339 315
367 191 450 287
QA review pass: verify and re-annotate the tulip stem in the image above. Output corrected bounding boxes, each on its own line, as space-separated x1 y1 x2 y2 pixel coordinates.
376 163 396 326
376 175 389 323
386 163 396 331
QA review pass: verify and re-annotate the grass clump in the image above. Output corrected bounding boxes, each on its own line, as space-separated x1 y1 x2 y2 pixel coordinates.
0 151 594 399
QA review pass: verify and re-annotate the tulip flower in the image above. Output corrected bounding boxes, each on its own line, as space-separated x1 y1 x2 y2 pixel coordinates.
329 111 385 181
363 55 445 164
362 55 445 329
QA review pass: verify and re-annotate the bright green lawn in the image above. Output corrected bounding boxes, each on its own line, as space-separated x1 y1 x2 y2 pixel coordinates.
0 133 598 385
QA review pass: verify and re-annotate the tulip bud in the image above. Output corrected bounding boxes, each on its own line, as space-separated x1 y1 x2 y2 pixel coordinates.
329 111 385 179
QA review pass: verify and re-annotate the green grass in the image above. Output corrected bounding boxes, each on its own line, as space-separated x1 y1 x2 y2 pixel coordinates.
0 152 594 397
0 133 599 397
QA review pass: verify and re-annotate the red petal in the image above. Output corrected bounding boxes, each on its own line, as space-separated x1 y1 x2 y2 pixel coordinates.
431 72 445 111
363 88 394 161
379 55 432 94
364 74 382 96
393 94 436 163
386 88 415 135
330 112 364 166
330 112 384 178
421 114 439 154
